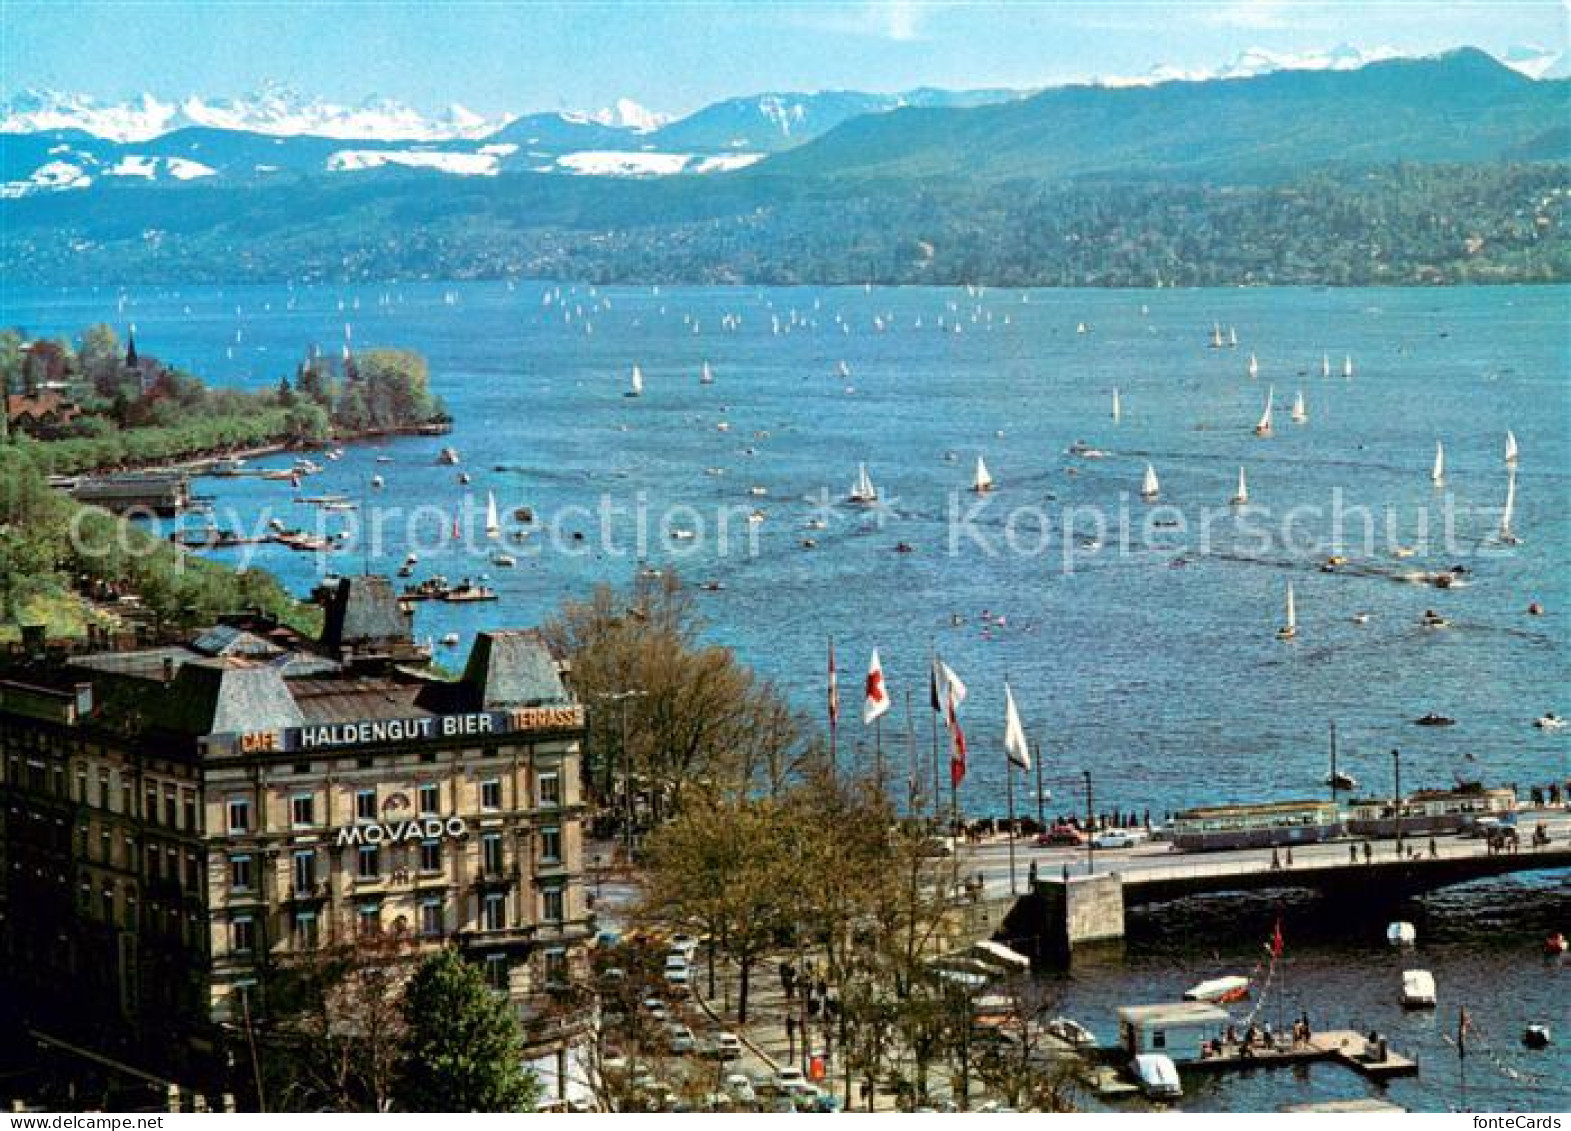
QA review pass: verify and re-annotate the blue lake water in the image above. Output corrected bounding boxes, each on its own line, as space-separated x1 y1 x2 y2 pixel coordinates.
5 281 1568 1110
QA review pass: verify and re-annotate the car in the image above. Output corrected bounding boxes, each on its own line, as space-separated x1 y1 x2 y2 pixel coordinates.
1093 830 1137 850
668 932 700 957
641 996 669 1020
772 1067 807 1092
1046 1016 1098 1048
709 1032 743 1060
665 965 691 987
667 1023 697 1054
723 1073 757 1104
1036 824 1086 846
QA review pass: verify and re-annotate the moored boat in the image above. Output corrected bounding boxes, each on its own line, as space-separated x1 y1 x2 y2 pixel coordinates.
1183 975 1250 1004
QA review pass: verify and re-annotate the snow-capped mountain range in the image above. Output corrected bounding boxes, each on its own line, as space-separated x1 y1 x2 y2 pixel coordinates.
1 45 1561 198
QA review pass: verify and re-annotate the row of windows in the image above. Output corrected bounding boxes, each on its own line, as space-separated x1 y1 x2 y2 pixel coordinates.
228 887 567 954
5 754 199 832
226 828 561 894
226 771 562 835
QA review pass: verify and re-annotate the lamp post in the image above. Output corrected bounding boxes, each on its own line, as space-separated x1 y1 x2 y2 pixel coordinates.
594 690 645 860
1084 769 1094 876
1392 748 1403 857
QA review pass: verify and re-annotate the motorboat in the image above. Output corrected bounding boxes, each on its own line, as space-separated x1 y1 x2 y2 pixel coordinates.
1522 1024 1552 1049
1325 771 1359 791
1545 932 1567 956
1400 969 1436 1009
1533 713 1565 731
1387 921 1417 947
437 446 460 466
1420 610 1450 628
442 581 497 603
1131 1054 1182 1100
670 528 696 542
492 553 517 567
1045 1017 1097 1049
1415 712 1456 727
441 633 460 647
1183 975 1250 1004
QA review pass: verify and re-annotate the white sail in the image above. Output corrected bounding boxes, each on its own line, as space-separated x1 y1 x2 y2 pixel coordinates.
973 455 994 493
1279 582 1297 638
1431 441 1445 486
1321 352 1331 379
485 492 501 538
1228 326 1238 347
1247 352 1259 379
1500 469 1518 543
1291 390 1307 423
1210 321 1224 348
1505 430 1519 467
850 462 877 503
629 364 644 396
1343 354 1354 378
838 360 851 379
1231 466 1248 505
700 361 714 385
1255 386 1274 436
1141 463 1159 499
1111 387 1122 423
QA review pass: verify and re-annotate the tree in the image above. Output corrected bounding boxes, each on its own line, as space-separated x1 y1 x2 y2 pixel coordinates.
394 948 540 1112
79 323 121 397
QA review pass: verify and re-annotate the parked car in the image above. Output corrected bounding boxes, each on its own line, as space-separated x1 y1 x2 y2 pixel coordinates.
664 955 692 986
641 996 669 1021
1093 829 1137 850
708 1032 743 1060
723 1073 757 1104
668 933 700 958
667 1022 697 1054
1036 824 1086 846
771 1067 807 1092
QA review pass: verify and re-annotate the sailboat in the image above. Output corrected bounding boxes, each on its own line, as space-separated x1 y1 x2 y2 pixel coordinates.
700 361 714 385
1254 386 1275 437
1500 470 1520 545
1343 354 1354 379
1247 352 1259 379
485 492 501 539
1276 582 1298 640
1431 441 1446 487
1230 466 1249 506
1209 321 1225 349
1321 353 1331 379
1228 326 1239 348
1504 430 1519 468
972 456 995 494
837 360 851 379
625 364 644 397
1291 390 1307 423
848 462 878 505
1111 387 1122 423
1140 463 1160 501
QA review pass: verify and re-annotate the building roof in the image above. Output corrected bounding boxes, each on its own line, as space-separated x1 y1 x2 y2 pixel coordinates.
1116 1002 1231 1028
147 658 306 737
1174 799 1335 819
461 630 569 708
319 574 418 658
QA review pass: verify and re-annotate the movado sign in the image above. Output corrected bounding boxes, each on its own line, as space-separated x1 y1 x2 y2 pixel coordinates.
336 816 468 847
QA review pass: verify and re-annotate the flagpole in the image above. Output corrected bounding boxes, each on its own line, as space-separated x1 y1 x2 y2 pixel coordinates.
928 644 941 828
904 688 918 818
875 716 885 794
827 635 838 777
1033 738 1046 830
1006 756 1018 894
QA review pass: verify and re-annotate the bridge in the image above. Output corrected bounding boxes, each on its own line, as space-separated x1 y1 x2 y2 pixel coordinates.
958 808 1571 960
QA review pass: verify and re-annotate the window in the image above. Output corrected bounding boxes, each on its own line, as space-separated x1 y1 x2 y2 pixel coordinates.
75 766 87 803
229 855 253 892
163 786 177 827
100 884 116 925
419 899 444 938
480 778 502 810
542 885 564 924
98 767 110 806
232 916 256 954
484 954 509 991
292 910 319 949
292 850 317 894
144 785 158 823
290 793 315 828
544 947 568 986
539 826 562 864
1153 1030 1167 1050
418 840 442 874
355 789 378 821
418 782 440 815
482 893 506 932
481 833 504 876
182 790 198 832
227 797 251 834
357 904 380 935
357 845 380 881
537 772 560 809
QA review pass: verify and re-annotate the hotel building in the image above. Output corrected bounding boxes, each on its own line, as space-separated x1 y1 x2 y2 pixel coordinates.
0 576 594 1102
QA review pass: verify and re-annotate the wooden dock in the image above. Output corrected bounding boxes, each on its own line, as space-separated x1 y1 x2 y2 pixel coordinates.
1190 1029 1417 1081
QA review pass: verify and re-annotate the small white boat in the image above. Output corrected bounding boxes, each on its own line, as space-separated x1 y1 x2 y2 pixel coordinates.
1276 582 1297 640
1291 390 1307 424
370 475 384 489
441 632 460 647
1400 969 1436 1009
491 552 516 567
971 455 995 494
1140 463 1159 501
1183 975 1250 1004
1431 440 1445 487
1387 921 1417 947
1534 713 1565 731
1254 386 1275 437
1131 1054 1182 1100
1230 466 1248 506
1505 430 1519 467
848 462 878 505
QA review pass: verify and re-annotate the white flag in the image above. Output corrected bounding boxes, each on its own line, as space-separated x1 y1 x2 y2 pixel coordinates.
863 648 892 725
1003 681 1030 770
937 660 967 708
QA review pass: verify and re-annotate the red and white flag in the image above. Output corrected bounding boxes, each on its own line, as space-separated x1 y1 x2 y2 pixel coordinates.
937 660 968 784
827 637 840 730
863 649 891 725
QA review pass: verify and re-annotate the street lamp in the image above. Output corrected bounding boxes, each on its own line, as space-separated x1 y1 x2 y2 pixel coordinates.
1392 748 1402 857
594 690 645 859
1083 769 1094 876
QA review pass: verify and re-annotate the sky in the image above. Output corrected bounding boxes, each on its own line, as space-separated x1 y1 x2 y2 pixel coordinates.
3 0 1567 116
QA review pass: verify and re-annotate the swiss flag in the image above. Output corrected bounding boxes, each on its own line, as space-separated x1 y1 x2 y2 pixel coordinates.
938 660 968 785
863 649 891 726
